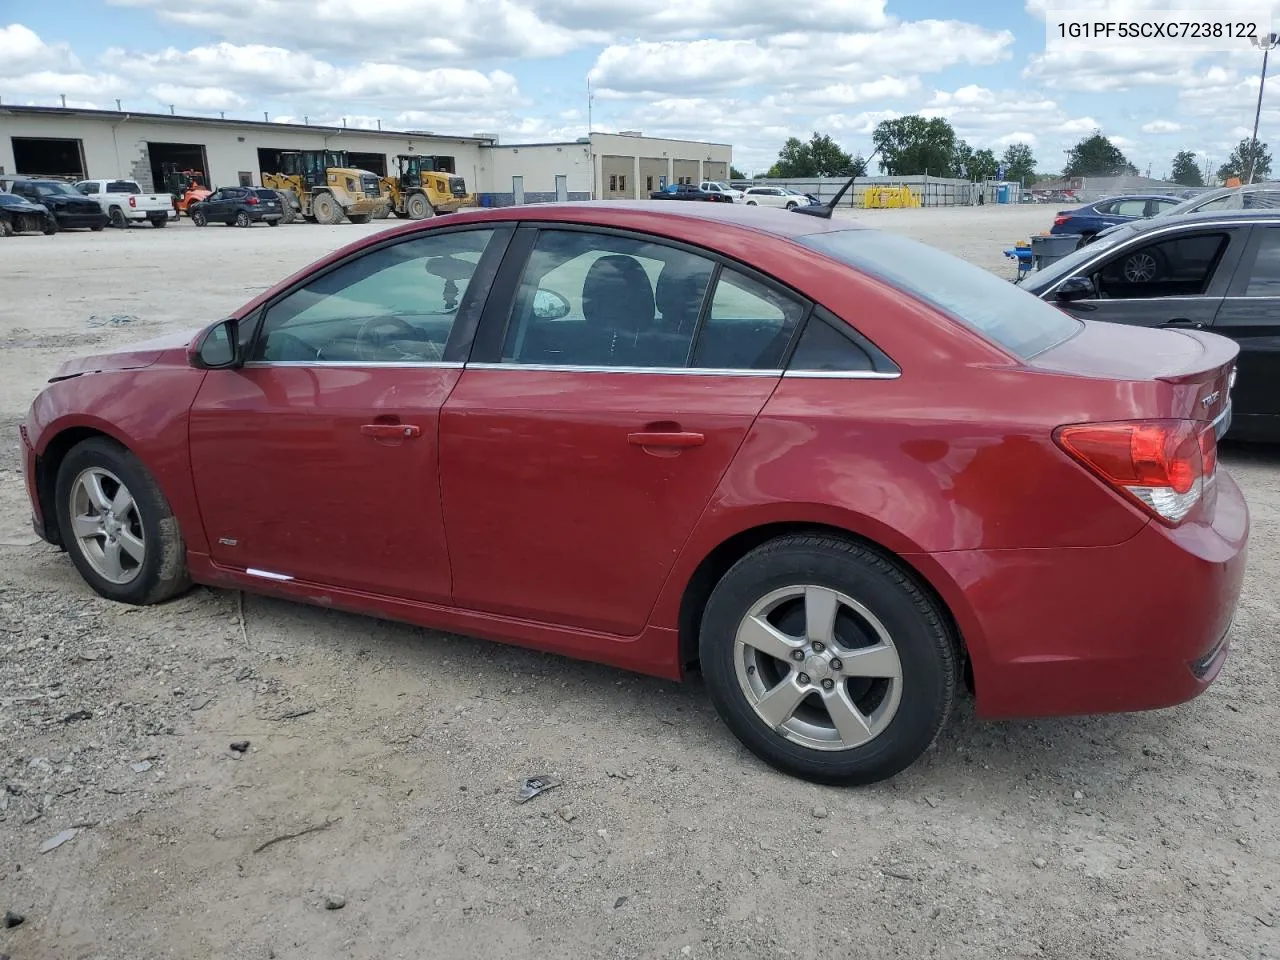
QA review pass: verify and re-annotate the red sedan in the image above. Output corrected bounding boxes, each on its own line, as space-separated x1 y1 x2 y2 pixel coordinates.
19 201 1248 785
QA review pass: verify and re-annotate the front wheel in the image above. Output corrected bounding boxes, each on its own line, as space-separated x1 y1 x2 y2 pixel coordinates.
109 207 128 229
786 201 798 209
0 220 12 238
54 437 191 606
235 211 251 228
406 193 431 219
699 535 959 786
191 210 208 227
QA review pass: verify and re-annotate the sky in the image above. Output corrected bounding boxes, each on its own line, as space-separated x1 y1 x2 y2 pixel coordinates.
2 0 1279 178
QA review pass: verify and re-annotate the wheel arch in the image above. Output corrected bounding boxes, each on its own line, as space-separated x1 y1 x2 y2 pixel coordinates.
673 520 977 695
34 423 131 547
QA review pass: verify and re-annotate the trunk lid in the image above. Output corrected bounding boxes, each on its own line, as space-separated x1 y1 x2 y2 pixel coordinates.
1033 319 1238 436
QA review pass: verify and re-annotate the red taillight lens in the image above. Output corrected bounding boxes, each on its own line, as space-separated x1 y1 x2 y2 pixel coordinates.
129 196 137 208
1054 419 1214 524
1053 215 1068 225
246 195 259 205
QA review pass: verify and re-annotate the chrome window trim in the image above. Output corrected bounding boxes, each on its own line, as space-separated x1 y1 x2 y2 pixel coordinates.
465 362 781 377
242 361 465 369
783 369 902 380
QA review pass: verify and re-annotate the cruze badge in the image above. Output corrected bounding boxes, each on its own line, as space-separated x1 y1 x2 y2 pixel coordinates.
1202 391 1220 408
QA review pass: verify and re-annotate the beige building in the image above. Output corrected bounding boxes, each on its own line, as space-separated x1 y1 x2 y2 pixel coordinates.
0 106 732 206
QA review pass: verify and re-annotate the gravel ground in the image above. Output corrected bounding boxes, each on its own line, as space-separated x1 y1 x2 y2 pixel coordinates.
1 206 1278 960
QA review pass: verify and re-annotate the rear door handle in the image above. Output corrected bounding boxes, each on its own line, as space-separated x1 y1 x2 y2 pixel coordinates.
361 423 421 439
627 431 705 448
1162 318 1204 329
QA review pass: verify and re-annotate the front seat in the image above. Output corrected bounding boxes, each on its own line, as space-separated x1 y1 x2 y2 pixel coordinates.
655 262 712 337
581 255 657 365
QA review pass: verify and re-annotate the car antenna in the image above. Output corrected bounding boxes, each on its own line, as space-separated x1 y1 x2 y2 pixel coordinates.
792 147 880 219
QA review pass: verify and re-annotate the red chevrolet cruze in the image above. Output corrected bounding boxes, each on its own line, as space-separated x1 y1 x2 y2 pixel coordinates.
20 201 1248 785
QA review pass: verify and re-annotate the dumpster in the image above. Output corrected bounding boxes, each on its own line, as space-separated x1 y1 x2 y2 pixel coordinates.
1030 233 1080 270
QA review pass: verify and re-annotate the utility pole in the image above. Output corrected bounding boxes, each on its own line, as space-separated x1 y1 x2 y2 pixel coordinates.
1247 32 1280 184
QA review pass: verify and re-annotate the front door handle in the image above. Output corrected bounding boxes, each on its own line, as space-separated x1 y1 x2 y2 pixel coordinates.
361 423 421 439
1162 318 1204 329
627 430 705 448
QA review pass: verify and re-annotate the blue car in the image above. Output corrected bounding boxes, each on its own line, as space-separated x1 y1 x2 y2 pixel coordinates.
1049 194 1182 245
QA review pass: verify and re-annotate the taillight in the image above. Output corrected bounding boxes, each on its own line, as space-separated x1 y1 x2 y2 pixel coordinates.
1053 419 1217 525
129 196 137 208
246 194 259 205
1053 215 1068 225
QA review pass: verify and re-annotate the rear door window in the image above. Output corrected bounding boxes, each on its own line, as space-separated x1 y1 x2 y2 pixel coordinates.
1241 227 1280 296
690 269 805 370
1111 199 1149 217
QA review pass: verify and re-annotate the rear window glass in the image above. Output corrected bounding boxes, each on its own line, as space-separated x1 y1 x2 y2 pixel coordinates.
253 189 278 199
106 181 139 193
798 230 1082 359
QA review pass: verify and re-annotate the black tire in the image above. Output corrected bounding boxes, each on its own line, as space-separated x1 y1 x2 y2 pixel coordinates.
54 437 191 606
786 201 798 209
698 535 959 786
235 211 251 228
267 219 279 226
90 224 104 232
347 213 371 224
406 193 431 219
372 203 391 219
109 207 128 229
191 210 207 227
746 200 757 206
44 222 57 235
277 193 297 224
151 216 167 228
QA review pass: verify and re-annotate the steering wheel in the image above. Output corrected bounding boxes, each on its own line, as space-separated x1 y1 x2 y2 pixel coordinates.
354 315 420 361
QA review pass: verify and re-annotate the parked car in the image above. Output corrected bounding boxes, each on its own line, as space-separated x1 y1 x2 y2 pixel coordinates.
650 183 733 202
188 187 284 227
20 201 1245 786
4 178 108 231
1094 182 1280 241
75 179 176 228
700 180 744 201
741 186 817 209
0 191 56 236
1050 194 1182 244
1022 208 1280 441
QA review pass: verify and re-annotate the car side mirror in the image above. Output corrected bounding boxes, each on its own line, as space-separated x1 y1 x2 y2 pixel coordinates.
189 317 242 369
1056 275 1096 302
532 289 571 321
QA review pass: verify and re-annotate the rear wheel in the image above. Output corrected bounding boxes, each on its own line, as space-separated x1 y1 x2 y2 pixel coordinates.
312 192 341 225
108 207 128 229
151 217 167 228
0 220 12 238
372 204 391 219
267 219 279 226
347 213 372 224
90 224 104 232
235 211 251 228
191 210 208 227
746 200 758 206
699 535 958 786
406 193 431 219
54 437 191 606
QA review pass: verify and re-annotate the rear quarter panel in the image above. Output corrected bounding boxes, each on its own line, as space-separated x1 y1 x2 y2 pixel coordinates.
28 363 211 554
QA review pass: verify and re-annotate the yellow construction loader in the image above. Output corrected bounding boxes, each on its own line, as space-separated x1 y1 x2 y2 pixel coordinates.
375 154 475 219
263 150 389 224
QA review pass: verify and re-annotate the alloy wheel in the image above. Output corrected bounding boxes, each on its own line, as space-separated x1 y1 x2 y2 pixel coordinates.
68 466 145 585
734 584 903 751
1123 252 1158 282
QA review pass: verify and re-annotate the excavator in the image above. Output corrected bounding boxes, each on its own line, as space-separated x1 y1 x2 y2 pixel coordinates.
376 154 475 219
262 149 389 224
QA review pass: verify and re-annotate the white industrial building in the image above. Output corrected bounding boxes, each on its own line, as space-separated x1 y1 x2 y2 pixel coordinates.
0 105 732 206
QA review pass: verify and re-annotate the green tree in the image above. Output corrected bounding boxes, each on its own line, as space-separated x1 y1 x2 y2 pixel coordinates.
872 115 958 176
1216 138 1272 182
1063 132 1137 177
972 147 998 181
730 166 746 179
1001 143 1037 183
1169 150 1204 187
766 132 866 178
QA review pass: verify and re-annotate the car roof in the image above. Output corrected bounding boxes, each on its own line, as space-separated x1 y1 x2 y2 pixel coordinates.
1118 208 1280 235
1093 194 1183 202
439 199 863 240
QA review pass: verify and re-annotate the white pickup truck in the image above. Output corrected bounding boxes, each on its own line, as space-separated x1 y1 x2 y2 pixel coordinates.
74 178 176 228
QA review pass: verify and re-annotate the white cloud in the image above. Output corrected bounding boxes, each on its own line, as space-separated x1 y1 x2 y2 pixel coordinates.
1142 120 1182 133
1057 116 1100 134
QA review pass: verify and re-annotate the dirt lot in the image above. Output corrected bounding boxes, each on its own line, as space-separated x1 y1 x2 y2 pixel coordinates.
2 206 1277 960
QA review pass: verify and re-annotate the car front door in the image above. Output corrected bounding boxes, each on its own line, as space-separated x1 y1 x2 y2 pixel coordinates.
187 224 512 600
438 225 807 637
1048 226 1247 330
1209 223 1280 438
202 190 226 221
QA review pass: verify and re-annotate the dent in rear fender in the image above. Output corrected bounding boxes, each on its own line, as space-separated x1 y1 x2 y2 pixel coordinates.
29 367 211 555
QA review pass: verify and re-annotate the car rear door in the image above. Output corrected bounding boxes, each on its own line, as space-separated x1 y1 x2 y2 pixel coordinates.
438 224 807 636
187 224 512 601
1207 222 1280 438
1050 223 1248 330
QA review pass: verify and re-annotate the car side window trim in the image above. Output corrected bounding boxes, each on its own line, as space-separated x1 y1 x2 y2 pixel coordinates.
1224 223 1280 298
468 221 816 374
782 305 901 379
241 223 515 367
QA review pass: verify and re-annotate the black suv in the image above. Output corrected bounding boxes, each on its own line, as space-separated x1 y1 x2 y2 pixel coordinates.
5 179 108 231
189 187 284 227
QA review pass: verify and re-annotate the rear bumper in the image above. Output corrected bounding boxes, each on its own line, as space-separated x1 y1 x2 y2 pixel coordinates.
929 470 1249 719
247 210 283 221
